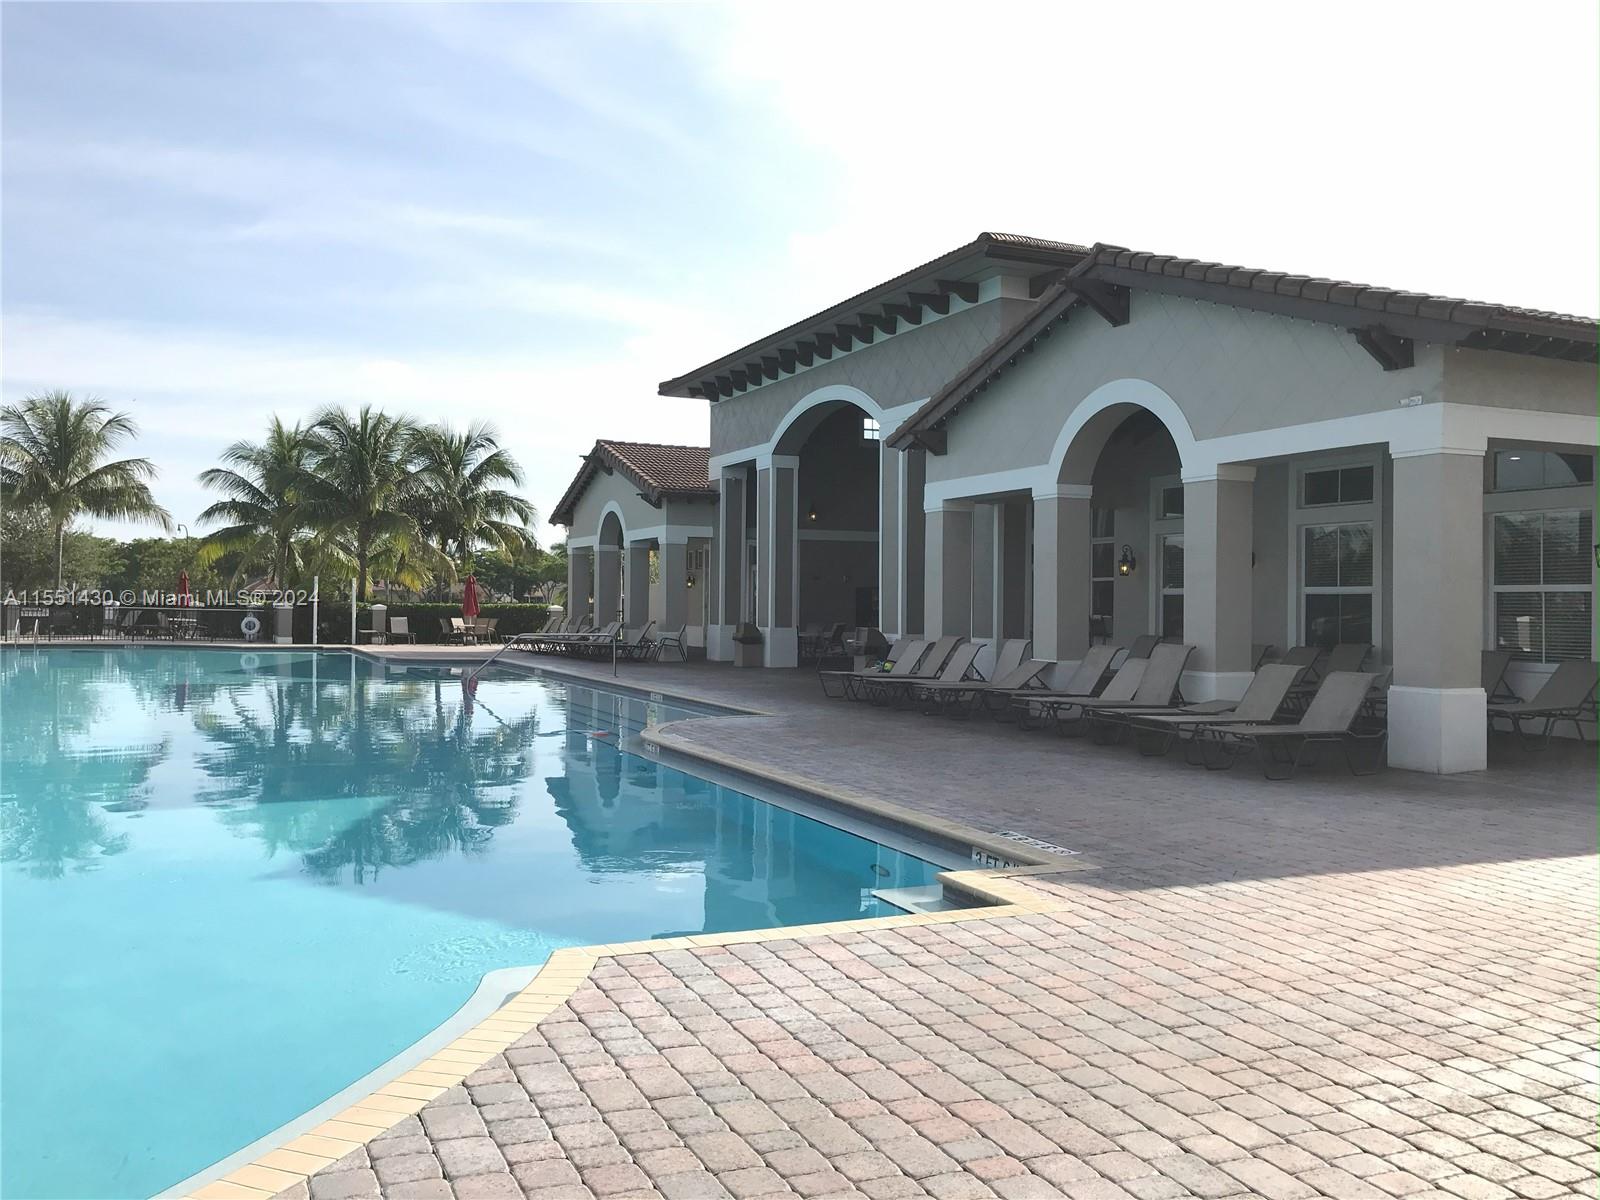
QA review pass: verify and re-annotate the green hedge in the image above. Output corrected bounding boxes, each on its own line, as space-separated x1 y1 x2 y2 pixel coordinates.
297 601 553 644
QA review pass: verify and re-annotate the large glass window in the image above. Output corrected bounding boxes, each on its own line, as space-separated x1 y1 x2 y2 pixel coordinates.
1492 509 1593 662
1492 450 1594 493
1302 523 1373 647
1090 508 1115 637
1160 534 1184 639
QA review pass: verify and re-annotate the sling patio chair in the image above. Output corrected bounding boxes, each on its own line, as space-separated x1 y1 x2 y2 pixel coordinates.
653 624 688 662
917 657 1054 718
614 622 656 661
1481 649 1518 703
1010 645 1140 730
819 638 926 699
864 641 984 707
1073 643 1197 739
1121 663 1306 759
387 616 417 644
1197 671 1385 779
1486 660 1598 746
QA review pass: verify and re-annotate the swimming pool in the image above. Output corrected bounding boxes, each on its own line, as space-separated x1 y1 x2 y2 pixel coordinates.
0 648 950 1199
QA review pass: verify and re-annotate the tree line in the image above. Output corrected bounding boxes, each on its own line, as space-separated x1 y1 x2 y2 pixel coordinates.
0 390 564 602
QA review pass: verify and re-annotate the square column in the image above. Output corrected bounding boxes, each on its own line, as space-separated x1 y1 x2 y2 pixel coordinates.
1182 467 1256 701
567 548 593 625
878 443 902 640
659 538 691 636
1389 450 1486 773
709 467 746 661
593 544 620 627
624 544 651 628
1031 486 1093 668
756 455 799 667
902 449 927 636
924 500 974 638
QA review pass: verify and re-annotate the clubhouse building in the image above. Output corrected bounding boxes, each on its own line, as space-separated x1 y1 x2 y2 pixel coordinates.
558 233 1598 773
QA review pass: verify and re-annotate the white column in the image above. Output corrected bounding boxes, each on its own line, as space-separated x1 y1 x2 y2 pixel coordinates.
593 544 620 627
624 544 651 628
924 500 974 638
1182 466 1256 701
567 547 593 624
709 466 746 661
1388 449 1486 773
1031 485 1093 677
659 532 690 636
878 443 902 639
756 454 799 668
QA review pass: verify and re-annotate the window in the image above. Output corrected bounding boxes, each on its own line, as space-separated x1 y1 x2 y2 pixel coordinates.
1302 465 1375 507
1492 509 1593 662
1158 486 1184 518
1302 523 1373 648
1492 450 1594 493
861 416 881 442
1090 509 1115 636
1160 535 1184 638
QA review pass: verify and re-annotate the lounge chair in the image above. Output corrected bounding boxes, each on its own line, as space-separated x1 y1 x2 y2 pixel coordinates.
820 639 927 699
856 636 966 704
1251 643 1275 670
1487 660 1598 745
1481 650 1518 703
1200 671 1385 778
654 624 688 662
1122 663 1306 758
1074 643 1197 738
1011 645 1141 730
917 657 1054 718
1124 634 1160 660
866 641 984 707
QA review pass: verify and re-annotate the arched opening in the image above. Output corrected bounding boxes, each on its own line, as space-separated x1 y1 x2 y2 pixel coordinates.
594 509 626 626
776 399 882 646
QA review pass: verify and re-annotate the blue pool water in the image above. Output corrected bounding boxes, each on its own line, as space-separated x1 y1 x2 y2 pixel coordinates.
0 648 945 1199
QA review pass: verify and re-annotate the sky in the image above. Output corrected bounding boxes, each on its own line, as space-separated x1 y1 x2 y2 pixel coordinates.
4 1 1597 543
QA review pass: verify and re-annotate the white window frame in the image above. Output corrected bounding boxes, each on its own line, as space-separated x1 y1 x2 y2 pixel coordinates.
1483 473 1598 672
1288 452 1383 650
1090 508 1115 638
1150 476 1184 639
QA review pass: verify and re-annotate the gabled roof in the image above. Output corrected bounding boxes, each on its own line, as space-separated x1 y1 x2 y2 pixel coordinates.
550 440 714 527
887 241 1600 450
657 232 1093 400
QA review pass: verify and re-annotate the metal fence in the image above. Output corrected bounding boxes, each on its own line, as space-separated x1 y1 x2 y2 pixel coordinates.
3 604 286 644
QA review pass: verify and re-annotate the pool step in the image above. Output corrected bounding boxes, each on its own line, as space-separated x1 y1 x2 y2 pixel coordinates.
871 884 963 914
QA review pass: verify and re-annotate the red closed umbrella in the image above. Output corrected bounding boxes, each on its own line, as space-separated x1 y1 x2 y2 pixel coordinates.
177 569 191 608
462 574 480 621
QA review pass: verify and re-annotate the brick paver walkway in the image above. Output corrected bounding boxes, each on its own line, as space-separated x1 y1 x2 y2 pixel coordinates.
285 657 1597 1200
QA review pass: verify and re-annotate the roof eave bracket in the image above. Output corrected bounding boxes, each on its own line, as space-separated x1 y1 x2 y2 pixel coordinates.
1354 325 1415 371
913 429 948 456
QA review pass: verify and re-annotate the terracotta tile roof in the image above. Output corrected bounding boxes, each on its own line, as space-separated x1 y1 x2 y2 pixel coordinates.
551 440 713 528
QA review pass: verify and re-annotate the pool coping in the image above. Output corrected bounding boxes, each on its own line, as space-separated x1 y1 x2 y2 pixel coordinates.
150 650 1092 1200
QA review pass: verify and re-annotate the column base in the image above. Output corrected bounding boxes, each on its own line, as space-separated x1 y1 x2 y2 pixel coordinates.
1387 686 1487 774
706 625 734 662
760 626 798 668
1181 671 1254 702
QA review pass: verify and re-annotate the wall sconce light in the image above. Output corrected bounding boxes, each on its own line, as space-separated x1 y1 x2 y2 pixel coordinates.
807 507 819 523
1117 545 1137 577
685 575 696 589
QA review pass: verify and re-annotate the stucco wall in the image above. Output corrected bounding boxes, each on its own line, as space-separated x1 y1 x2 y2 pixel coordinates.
927 291 1451 484
706 298 1034 457
565 476 716 546
1442 347 1598 415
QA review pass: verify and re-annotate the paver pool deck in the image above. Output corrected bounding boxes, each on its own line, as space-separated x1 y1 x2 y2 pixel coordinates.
268 652 1595 1200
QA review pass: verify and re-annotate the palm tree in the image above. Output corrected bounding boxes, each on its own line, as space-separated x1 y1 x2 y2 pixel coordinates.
299 405 421 601
0 391 172 586
194 418 312 586
411 422 537 573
